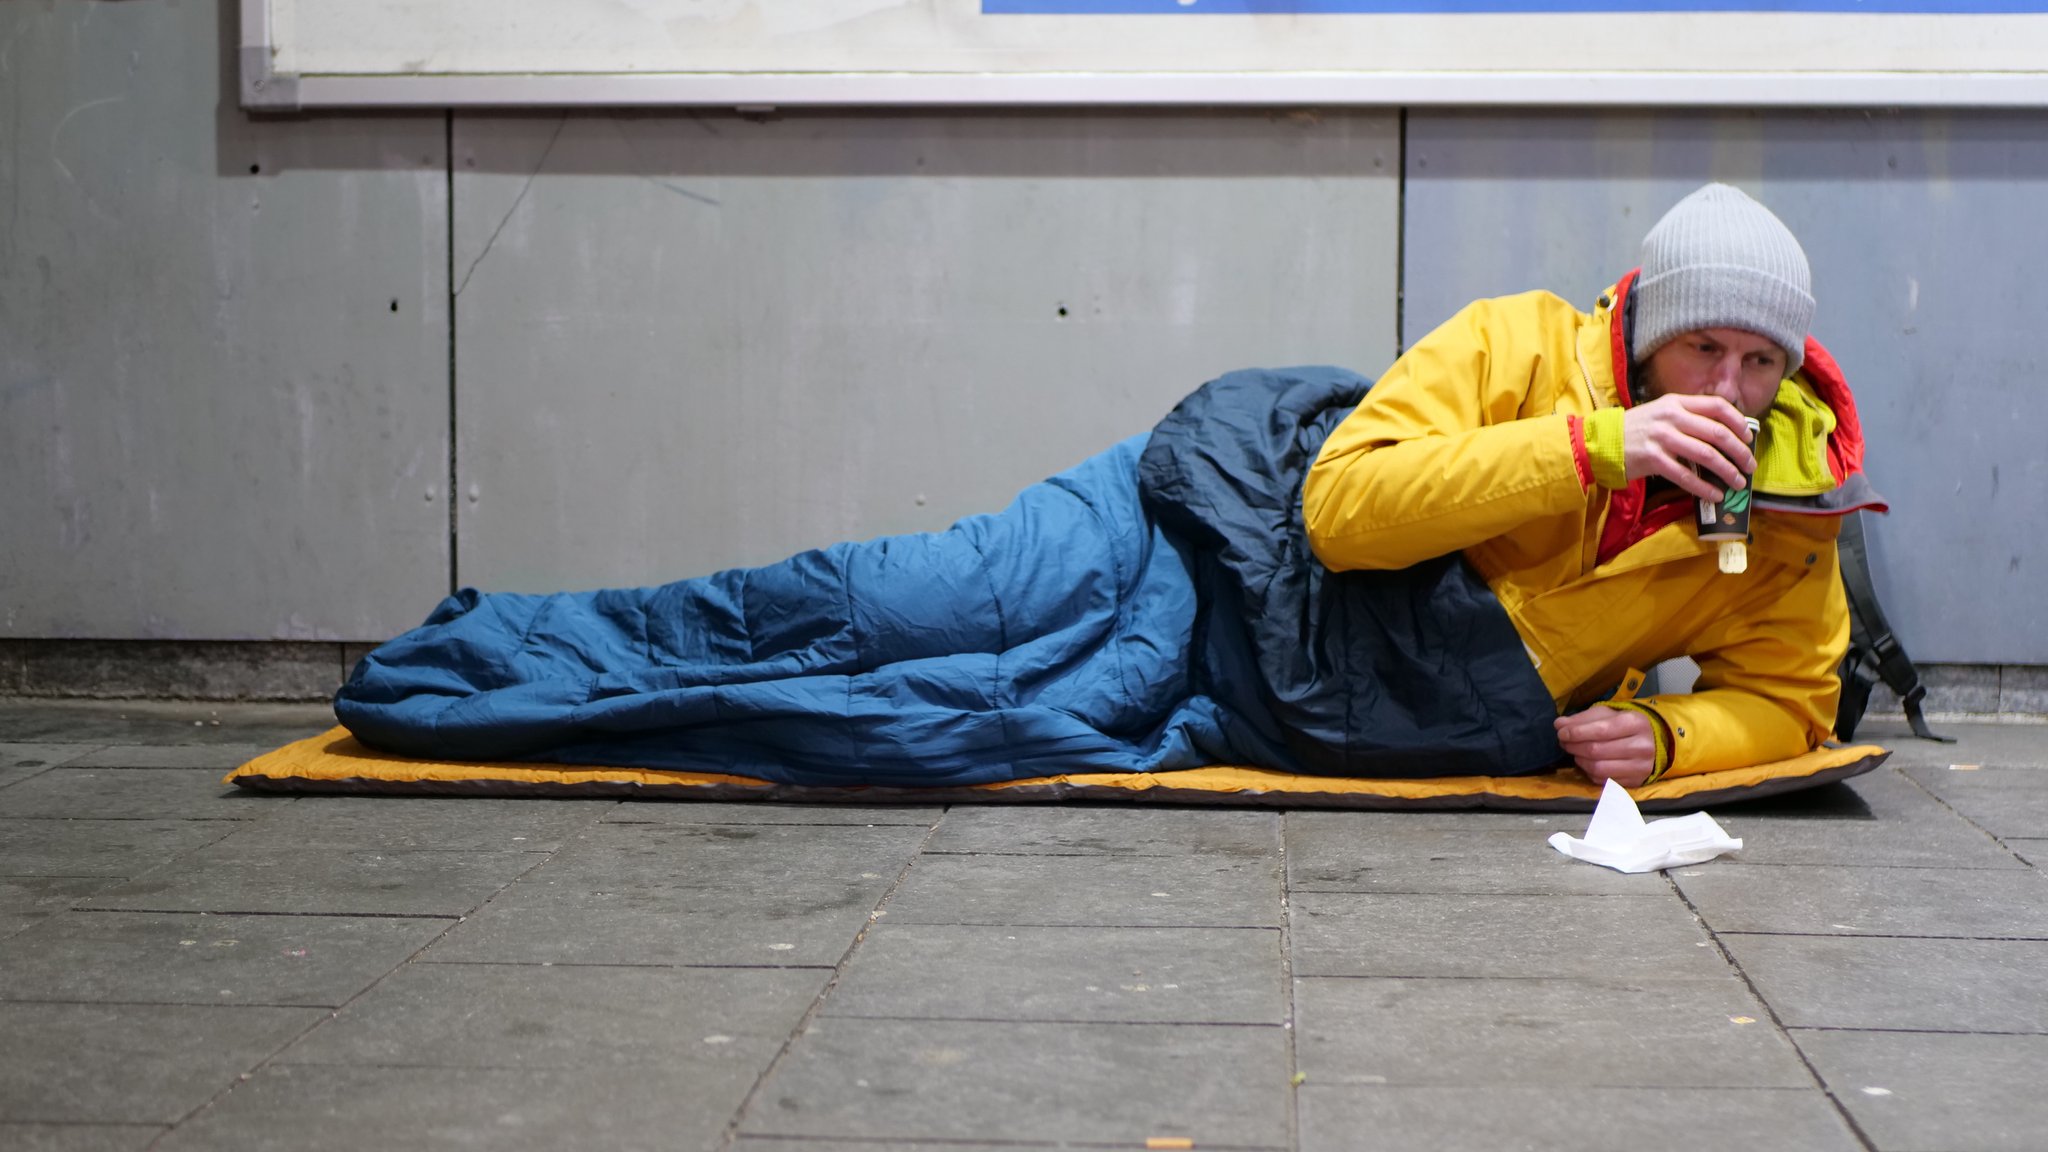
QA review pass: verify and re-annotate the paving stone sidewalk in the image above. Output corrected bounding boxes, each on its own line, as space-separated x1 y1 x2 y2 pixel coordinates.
1 699 2044 1151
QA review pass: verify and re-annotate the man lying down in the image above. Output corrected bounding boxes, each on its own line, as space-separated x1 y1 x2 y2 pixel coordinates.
338 183 1884 791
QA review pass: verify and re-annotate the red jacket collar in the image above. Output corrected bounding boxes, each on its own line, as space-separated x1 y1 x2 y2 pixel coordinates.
1796 338 1866 488
1608 269 1640 411
1595 271 1877 565
1608 268 1869 485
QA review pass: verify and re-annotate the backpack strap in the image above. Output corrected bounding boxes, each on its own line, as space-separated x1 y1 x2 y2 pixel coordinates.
1836 511 1952 743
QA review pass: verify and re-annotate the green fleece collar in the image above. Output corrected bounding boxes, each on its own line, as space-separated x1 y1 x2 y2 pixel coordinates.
1756 376 1838 497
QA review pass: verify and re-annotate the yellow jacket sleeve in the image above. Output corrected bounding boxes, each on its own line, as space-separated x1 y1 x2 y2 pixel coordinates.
1304 296 1593 572
1644 534 1850 777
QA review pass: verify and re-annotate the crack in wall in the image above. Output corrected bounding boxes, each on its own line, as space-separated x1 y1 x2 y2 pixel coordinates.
451 113 566 299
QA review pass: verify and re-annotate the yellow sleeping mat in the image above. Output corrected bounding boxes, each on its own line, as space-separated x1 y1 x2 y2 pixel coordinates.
226 728 1888 812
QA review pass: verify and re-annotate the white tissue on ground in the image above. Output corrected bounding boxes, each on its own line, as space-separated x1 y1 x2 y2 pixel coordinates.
1548 779 1743 874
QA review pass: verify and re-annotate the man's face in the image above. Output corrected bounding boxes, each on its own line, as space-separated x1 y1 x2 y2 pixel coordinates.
1639 327 1788 418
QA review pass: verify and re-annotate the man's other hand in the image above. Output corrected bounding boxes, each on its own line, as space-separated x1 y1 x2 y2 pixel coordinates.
1622 393 1756 502
1555 706 1656 788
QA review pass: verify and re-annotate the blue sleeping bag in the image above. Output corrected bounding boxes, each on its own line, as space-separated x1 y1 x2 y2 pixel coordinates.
336 368 1563 786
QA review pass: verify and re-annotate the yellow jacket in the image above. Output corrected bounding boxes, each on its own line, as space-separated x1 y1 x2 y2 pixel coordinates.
1303 278 1881 778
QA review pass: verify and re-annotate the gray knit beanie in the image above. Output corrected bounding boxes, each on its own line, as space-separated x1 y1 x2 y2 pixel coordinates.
1632 183 1814 375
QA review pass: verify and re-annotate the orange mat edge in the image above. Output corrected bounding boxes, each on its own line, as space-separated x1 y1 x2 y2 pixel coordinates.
224 727 1892 812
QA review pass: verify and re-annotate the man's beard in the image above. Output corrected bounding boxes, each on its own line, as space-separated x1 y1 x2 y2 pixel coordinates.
1634 357 1667 404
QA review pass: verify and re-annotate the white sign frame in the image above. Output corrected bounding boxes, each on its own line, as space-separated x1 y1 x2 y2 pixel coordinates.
241 0 2048 110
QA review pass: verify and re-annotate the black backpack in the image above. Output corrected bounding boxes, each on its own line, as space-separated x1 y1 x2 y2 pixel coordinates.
1835 511 1950 743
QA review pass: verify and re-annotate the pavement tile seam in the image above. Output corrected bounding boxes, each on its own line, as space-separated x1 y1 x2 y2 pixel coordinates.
729 1131 1048 1139
2 737 284 749
0 1003 332 1126
919 851 1186 858
1279 811 1303 1152
2002 836 2048 862
4 815 250 822
28 840 581 1102
1705 858 2035 871
1661 871 1886 1146
411 958 841 970
1892 768 2038 858
1296 1084 1836 1099
810 1015 1290 1029
78 813 582 918
1294 1084 1872 1152
2 997 341 1010
1298 1075 1798 1092
737 1126 1287 1147
56 764 247 771
721 810 953 1148
1289 885 1660 895
1777 1038 1947 1152
598 811 937 819
75 908 462 921
0 819 252 884
732 1140 1034 1147
0 1122 164 1131
193 847 562 854
1305 1084 1825 1092
819 922 1283 939
867 920 1287 930
1695 858 2034 872
737 1131 1277 1139
263 1060 659 1071
1291 891 1682 904
1718 929 2048 942
0 876 119 942
1789 1025 2048 1037
130 854 551 1137
1287 971 1726 981
736 1140 1285 1151
17 708 2039 1144
0 746 105 769
89 1005 344 1132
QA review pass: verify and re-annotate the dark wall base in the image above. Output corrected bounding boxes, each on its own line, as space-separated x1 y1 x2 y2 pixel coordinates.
0 640 377 702
1864 663 2048 720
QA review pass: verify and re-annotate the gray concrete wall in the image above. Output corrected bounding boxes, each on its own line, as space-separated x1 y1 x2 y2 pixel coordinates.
1403 111 2048 666
0 0 449 641
450 110 1398 591
0 2 2040 675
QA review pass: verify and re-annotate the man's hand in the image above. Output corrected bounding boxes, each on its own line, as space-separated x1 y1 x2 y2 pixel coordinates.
1555 706 1656 788
1623 393 1756 502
